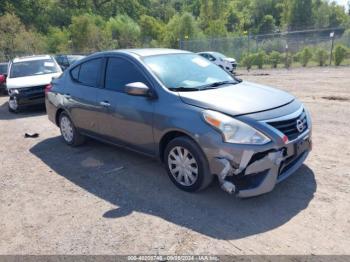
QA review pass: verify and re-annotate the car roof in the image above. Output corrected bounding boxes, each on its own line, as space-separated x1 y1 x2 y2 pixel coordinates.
12 55 53 63
107 48 191 57
197 51 217 55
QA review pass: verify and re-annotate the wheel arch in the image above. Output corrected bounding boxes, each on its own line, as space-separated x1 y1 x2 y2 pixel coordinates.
55 108 69 126
158 129 199 162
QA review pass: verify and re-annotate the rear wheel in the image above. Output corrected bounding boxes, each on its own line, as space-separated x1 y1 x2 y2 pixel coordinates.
164 136 213 192
59 112 85 146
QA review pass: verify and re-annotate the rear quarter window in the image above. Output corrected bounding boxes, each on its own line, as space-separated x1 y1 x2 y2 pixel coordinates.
70 58 102 87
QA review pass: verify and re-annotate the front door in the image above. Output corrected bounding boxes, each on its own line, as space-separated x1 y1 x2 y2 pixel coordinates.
97 57 155 155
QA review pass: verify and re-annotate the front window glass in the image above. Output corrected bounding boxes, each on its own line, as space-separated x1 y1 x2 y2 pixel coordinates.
105 57 148 92
10 59 60 78
143 54 236 90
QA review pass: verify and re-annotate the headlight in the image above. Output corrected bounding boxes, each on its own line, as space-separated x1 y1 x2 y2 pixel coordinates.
9 89 19 95
202 110 271 145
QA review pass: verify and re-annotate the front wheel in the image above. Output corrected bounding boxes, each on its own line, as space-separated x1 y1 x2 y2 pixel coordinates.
59 112 85 146
164 136 213 192
8 96 20 113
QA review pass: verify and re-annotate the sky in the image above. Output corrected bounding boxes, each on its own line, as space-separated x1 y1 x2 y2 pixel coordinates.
334 0 349 10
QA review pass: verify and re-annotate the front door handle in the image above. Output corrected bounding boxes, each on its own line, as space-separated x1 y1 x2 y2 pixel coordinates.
63 93 71 99
100 101 110 107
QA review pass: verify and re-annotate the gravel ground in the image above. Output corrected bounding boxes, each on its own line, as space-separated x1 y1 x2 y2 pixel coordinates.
0 67 349 255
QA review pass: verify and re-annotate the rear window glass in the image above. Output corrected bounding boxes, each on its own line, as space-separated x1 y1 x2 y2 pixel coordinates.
71 59 101 87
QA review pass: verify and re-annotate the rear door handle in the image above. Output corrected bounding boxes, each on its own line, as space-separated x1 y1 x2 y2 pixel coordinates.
100 101 110 107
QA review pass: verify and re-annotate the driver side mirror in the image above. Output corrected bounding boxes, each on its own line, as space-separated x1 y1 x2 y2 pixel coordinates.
124 82 151 97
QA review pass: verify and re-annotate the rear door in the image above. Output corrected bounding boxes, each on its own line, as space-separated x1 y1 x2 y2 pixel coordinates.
66 58 103 134
96 56 155 155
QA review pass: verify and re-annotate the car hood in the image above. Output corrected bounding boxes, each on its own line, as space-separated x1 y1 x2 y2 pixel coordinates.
178 81 295 116
6 73 61 89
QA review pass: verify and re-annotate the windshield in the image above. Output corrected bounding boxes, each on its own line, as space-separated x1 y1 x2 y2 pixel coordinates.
10 59 60 78
143 54 236 90
213 52 226 59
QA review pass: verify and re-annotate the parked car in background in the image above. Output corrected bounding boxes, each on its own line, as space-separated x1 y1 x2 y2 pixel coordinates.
0 62 8 94
7 55 62 113
46 49 312 198
198 51 237 74
55 55 85 71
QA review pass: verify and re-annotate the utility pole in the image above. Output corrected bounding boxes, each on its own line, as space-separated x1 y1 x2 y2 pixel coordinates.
329 31 335 66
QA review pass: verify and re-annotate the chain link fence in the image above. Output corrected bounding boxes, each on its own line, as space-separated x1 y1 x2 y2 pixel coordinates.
180 27 350 64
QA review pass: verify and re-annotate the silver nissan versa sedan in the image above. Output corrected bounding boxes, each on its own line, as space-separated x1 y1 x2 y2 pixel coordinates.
45 49 312 197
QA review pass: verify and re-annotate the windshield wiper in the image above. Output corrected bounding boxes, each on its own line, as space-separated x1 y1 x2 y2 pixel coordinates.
168 87 201 92
201 80 238 89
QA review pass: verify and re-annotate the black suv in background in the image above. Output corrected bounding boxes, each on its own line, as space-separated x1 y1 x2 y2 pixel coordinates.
55 55 85 71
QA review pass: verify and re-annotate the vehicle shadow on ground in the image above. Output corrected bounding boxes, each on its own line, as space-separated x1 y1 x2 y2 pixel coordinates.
30 136 316 240
0 101 46 120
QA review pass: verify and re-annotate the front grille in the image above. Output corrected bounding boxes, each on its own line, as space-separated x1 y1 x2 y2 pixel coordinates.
267 111 308 141
19 85 46 95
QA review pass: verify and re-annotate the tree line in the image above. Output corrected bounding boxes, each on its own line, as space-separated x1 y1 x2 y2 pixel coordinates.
0 0 349 58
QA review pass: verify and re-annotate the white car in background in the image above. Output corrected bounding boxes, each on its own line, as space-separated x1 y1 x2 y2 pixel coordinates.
6 55 62 113
197 51 237 74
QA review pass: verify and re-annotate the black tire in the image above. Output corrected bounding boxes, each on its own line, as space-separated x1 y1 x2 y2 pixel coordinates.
59 112 85 146
164 136 213 192
8 96 20 113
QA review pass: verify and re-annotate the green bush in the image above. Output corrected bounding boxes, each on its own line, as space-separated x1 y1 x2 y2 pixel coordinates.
241 53 255 70
299 47 313 67
268 51 281 68
284 54 292 68
314 48 328 66
293 52 301 63
334 44 348 66
254 51 266 69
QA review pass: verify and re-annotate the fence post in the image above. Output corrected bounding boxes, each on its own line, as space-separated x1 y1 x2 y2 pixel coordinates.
248 31 250 55
329 32 335 66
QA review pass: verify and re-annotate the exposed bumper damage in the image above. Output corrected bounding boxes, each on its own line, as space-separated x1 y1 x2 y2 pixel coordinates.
215 138 311 197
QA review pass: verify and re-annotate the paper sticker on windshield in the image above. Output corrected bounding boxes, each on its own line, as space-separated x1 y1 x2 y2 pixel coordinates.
192 57 210 67
44 62 55 67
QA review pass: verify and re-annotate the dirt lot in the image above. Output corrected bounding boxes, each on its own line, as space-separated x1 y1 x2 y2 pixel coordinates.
0 67 349 255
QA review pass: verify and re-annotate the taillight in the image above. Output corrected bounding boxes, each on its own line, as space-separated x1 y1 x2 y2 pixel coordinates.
0 75 5 85
45 84 53 95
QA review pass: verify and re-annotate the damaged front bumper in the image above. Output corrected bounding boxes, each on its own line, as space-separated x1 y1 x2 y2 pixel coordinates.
209 130 311 198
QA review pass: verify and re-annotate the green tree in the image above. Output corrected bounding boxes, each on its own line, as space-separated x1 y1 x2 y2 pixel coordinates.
205 20 228 37
0 13 46 59
163 12 202 48
69 14 113 53
258 15 276 34
139 15 165 44
106 15 141 48
284 0 313 30
46 27 70 53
